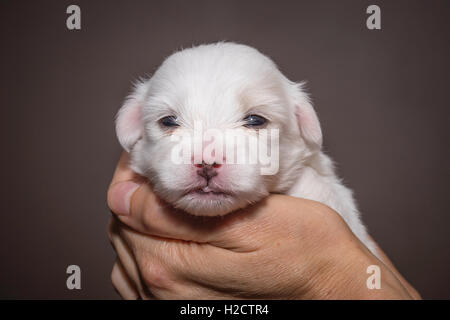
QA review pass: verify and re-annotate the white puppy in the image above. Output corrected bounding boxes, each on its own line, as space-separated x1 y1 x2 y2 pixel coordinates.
115 42 376 255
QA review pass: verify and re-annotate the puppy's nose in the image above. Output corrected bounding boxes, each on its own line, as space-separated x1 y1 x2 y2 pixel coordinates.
195 161 221 180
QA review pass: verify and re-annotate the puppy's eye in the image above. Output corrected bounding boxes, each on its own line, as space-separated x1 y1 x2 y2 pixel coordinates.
159 116 179 127
243 114 267 128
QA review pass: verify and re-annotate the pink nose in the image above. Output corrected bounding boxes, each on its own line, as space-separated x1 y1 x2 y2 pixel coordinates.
194 162 222 169
195 161 221 180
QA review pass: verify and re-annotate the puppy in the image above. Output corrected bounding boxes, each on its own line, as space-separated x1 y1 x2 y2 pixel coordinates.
115 42 376 255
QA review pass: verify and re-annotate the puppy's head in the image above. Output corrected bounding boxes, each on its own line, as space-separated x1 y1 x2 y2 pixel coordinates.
116 43 322 216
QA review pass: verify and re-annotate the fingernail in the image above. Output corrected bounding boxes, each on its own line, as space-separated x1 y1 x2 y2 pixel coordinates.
109 181 140 215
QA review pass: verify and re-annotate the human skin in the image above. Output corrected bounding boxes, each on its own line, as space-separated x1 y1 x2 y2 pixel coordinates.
107 152 421 300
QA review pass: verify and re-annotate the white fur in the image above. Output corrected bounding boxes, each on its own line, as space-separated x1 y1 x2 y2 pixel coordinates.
115 42 376 255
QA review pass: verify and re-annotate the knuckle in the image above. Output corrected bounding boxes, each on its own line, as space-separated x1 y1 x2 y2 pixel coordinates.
139 259 174 291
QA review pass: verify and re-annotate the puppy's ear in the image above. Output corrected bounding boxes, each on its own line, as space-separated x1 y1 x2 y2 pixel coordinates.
291 82 322 150
115 81 147 152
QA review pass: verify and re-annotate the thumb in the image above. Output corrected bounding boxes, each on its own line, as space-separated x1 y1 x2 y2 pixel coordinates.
107 152 143 216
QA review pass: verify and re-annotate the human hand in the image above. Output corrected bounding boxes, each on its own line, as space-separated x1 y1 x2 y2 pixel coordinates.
107 152 419 299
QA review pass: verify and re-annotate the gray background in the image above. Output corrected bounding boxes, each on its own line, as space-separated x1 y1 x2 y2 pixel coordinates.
1 0 449 299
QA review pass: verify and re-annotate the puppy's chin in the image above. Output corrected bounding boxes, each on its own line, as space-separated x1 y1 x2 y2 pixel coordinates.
171 192 251 217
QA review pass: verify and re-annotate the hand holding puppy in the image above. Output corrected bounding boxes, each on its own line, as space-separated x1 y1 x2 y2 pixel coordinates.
107 153 419 300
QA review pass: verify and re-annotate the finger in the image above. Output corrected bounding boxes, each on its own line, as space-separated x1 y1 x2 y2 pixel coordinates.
117 221 237 289
107 152 145 216
121 182 232 242
114 183 294 247
111 260 139 300
117 224 239 299
108 217 153 299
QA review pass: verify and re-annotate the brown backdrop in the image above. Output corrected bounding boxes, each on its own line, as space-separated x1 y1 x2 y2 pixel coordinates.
1 0 449 299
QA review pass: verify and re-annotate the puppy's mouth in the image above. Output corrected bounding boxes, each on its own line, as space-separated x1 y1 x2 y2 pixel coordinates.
184 185 233 200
